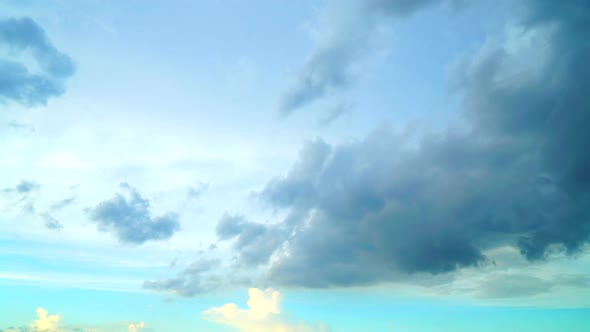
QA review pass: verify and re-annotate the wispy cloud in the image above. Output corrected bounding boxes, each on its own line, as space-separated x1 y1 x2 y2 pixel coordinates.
279 0 442 115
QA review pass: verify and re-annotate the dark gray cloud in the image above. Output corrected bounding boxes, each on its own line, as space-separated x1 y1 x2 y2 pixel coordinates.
221 0 590 288
0 17 75 106
143 259 220 297
88 183 180 244
279 0 442 115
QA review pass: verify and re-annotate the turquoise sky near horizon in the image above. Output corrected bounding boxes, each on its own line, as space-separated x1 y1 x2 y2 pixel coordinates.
1 0 590 331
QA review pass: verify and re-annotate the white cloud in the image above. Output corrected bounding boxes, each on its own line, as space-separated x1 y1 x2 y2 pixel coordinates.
204 288 331 332
1 308 150 332
34 308 62 332
128 322 145 332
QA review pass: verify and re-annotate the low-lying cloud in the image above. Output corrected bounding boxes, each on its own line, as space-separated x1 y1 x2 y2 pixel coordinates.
204 288 331 332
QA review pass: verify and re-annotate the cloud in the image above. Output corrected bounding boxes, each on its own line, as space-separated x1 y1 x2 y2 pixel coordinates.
217 214 288 267
0 17 75 106
7 120 36 133
0 308 151 332
39 212 63 231
278 0 441 115
478 273 590 299
217 0 590 288
88 183 180 244
2 179 40 213
127 322 145 332
204 288 331 332
143 258 220 297
34 308 61 331
49 196 77 212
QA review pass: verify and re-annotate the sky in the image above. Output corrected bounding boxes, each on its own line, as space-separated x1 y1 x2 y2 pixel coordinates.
1 0 590 331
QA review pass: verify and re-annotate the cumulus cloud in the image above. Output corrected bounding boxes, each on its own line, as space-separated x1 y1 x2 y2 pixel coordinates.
34 308 61 331
216 0 590 288
0 17 75 106
279 0 442 114
127 322 145 332
204 288 331 332
88 183 180 244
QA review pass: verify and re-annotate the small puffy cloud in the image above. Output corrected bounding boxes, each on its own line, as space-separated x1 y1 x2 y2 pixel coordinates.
0 308 151 332
88 183 180 244
127 322 145 332
204 288 331 332
34 308 61 331
0 17 75 106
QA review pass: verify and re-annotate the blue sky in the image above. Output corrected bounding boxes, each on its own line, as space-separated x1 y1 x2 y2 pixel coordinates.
1 0 590 331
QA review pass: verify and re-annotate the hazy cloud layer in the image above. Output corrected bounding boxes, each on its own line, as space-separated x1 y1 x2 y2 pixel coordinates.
219 0 590 288
279 0 441 114
478 273 590 299
88 183 180 244
0 17 75 106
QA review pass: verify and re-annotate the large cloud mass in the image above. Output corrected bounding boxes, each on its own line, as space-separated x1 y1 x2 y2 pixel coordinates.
219 0 590 288
0 17 75 106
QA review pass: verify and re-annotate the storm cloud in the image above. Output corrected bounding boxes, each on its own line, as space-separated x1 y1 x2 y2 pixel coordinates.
88 183 180 244
223 0 590 287
0 17 75 106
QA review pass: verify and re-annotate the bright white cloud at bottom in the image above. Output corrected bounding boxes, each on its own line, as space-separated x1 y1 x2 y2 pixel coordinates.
204 288 332 332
